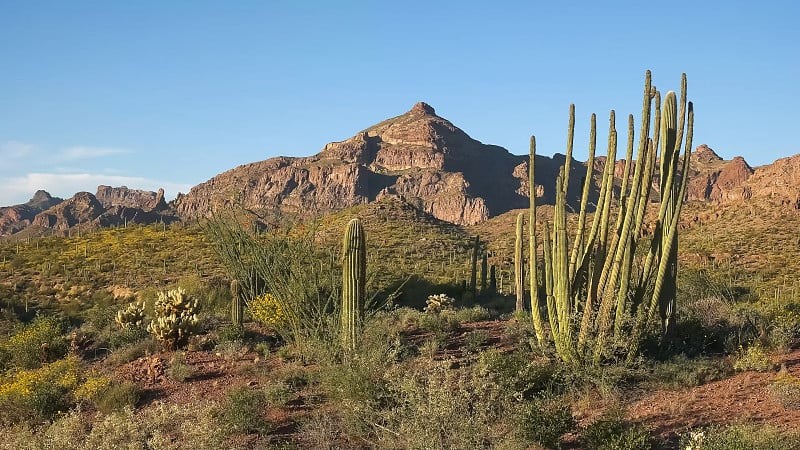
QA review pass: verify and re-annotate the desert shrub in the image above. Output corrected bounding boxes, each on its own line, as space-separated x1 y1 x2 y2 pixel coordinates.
107 326 149 349
0 356 80 424
477 349 565 399
764 303 800 349
91 380 140 414
452 305 492 323
249 293 286 328
213 340 249 362
680 424 800 450
463 329 489 353
1 316 67 370
217 386 271 435
215 322 245 344
262 380 293 408
105 336 159 365
166 351 195 382
769 372 800 409
375 361 515 449
580 409 651 450
514 395 576 449
645 354 732 389
418 310 461 332
733 342 772 372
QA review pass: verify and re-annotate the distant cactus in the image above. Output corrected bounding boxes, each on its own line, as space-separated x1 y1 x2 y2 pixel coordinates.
470 235 479 296
424 293 455 314
341 218 366 350
147 287 200 351
115 301 146 329
230 279 243 327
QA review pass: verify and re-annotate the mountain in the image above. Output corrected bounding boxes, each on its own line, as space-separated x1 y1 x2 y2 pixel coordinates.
2 103 798 237
0 191 64 236
2 186 178 237
172 102 585 225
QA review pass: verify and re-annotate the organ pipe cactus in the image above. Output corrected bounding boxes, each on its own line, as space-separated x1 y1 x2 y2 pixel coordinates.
341 218 366 350
514 212 525 311
527 71 693 364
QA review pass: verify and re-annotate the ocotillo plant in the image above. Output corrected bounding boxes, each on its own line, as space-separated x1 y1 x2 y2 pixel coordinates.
528 71 693 365
341 218 366 350
231 279 243 327
514 212 525 311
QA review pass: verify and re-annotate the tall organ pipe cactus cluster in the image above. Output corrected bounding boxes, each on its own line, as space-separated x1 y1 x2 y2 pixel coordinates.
524 71 693 364
341 218 366 350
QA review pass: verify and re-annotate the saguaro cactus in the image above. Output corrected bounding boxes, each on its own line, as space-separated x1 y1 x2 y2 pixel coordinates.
231 279 243 327
470 235 480 297
341 218 366 350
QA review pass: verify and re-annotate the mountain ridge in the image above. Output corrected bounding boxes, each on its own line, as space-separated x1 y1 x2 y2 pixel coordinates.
1 102 798 237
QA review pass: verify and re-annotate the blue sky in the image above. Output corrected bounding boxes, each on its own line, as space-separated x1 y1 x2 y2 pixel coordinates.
1 1 797 206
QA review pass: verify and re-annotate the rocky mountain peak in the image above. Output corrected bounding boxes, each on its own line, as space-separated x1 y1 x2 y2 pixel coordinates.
693 144 723 163
411 101 436 116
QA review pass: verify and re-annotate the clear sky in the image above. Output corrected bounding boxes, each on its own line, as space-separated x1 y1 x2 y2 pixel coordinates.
1 1 797 206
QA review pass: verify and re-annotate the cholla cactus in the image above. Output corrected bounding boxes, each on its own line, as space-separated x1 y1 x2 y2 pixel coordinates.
115 301 146 329
147 288 200 350
424 294 454 315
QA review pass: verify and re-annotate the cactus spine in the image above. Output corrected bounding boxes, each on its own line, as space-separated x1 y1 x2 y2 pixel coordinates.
514 212 525 311
527 71 693 365
231 279 243 327
341 218 366 350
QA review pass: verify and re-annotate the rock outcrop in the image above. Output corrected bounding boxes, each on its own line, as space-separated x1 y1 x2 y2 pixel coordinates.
95 185 167 211
32 192 106 231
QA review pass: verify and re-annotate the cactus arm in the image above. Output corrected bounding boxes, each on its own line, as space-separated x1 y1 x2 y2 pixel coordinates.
529 136 546 345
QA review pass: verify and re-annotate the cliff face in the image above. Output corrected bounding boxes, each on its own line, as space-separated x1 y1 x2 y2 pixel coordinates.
95 185 167 211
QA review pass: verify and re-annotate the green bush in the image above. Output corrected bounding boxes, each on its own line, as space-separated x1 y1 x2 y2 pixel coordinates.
1 316 67 370
91 380 140 414
581 410 651 450
217 386 270 435
680 424 800 450
167 351 195 382
515 396 576 449
478 349 564 399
